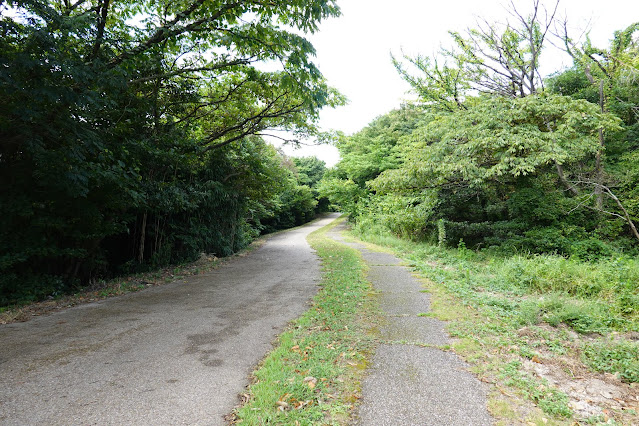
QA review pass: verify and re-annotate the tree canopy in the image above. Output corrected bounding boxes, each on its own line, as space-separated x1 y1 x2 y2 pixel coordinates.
0 0 341 305
321 2 639 257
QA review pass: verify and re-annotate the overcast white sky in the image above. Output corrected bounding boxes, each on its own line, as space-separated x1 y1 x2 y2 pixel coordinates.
277 0 639 166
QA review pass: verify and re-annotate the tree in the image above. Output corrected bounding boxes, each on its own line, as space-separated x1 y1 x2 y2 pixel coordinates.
553 22 639 238
393 0 559 108
316 104 425 219
342 2 638 251
317 177 364 218
373 95 620 193
368 94 620 244
335 104 424 186
292 156 327 188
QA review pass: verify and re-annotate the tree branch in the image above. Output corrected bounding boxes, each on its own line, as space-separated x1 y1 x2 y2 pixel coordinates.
200 93 306 152
570 180 639 241
87 0 110 63
129 58 255 84
108 1 242 68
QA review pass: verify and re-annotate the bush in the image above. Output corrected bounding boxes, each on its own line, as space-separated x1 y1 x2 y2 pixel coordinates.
0 273 67 306
570 238 614 261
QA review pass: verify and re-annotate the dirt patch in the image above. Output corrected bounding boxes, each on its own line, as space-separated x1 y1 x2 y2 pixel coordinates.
515 325 639 424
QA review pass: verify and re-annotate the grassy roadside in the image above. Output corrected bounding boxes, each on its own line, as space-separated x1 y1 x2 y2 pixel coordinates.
0 234 277 324
231 216 378 424
351 227 639 425
0 253 224 324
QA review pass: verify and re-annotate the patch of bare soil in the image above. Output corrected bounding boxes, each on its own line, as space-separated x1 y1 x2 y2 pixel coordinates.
516 325 639 424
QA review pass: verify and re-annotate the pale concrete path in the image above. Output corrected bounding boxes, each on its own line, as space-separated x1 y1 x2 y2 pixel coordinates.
328 222 494 426
0 213 340 426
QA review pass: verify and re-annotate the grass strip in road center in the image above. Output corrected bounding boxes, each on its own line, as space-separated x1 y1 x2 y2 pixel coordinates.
231 217 378 424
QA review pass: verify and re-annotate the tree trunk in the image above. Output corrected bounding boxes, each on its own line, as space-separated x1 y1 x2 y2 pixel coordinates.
154 216 161 256
87 0 110 62
138 212 147 264
554 162 579 195
594 80 605 209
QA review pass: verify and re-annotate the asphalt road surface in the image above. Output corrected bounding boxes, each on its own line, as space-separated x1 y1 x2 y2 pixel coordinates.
0 213 340 425
327 223 493 425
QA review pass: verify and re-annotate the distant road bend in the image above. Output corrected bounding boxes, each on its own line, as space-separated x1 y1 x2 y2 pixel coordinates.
0 213 341 425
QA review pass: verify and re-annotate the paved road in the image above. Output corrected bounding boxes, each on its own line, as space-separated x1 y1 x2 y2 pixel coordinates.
328 222 494 425
0 213 340 425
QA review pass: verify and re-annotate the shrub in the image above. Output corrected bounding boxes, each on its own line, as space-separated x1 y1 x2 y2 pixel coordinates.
570 238 614 261
583 339 639 383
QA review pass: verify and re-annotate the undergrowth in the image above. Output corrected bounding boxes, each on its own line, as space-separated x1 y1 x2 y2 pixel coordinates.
0 255 223 324
354 223 639 335
583 339 639 383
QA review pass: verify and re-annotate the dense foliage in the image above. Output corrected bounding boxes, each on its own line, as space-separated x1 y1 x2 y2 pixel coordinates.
321 3 639 258
0 0 338 305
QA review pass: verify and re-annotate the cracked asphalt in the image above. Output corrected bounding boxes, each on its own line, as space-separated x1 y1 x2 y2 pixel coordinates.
328 222 494 426
0 213 340 425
